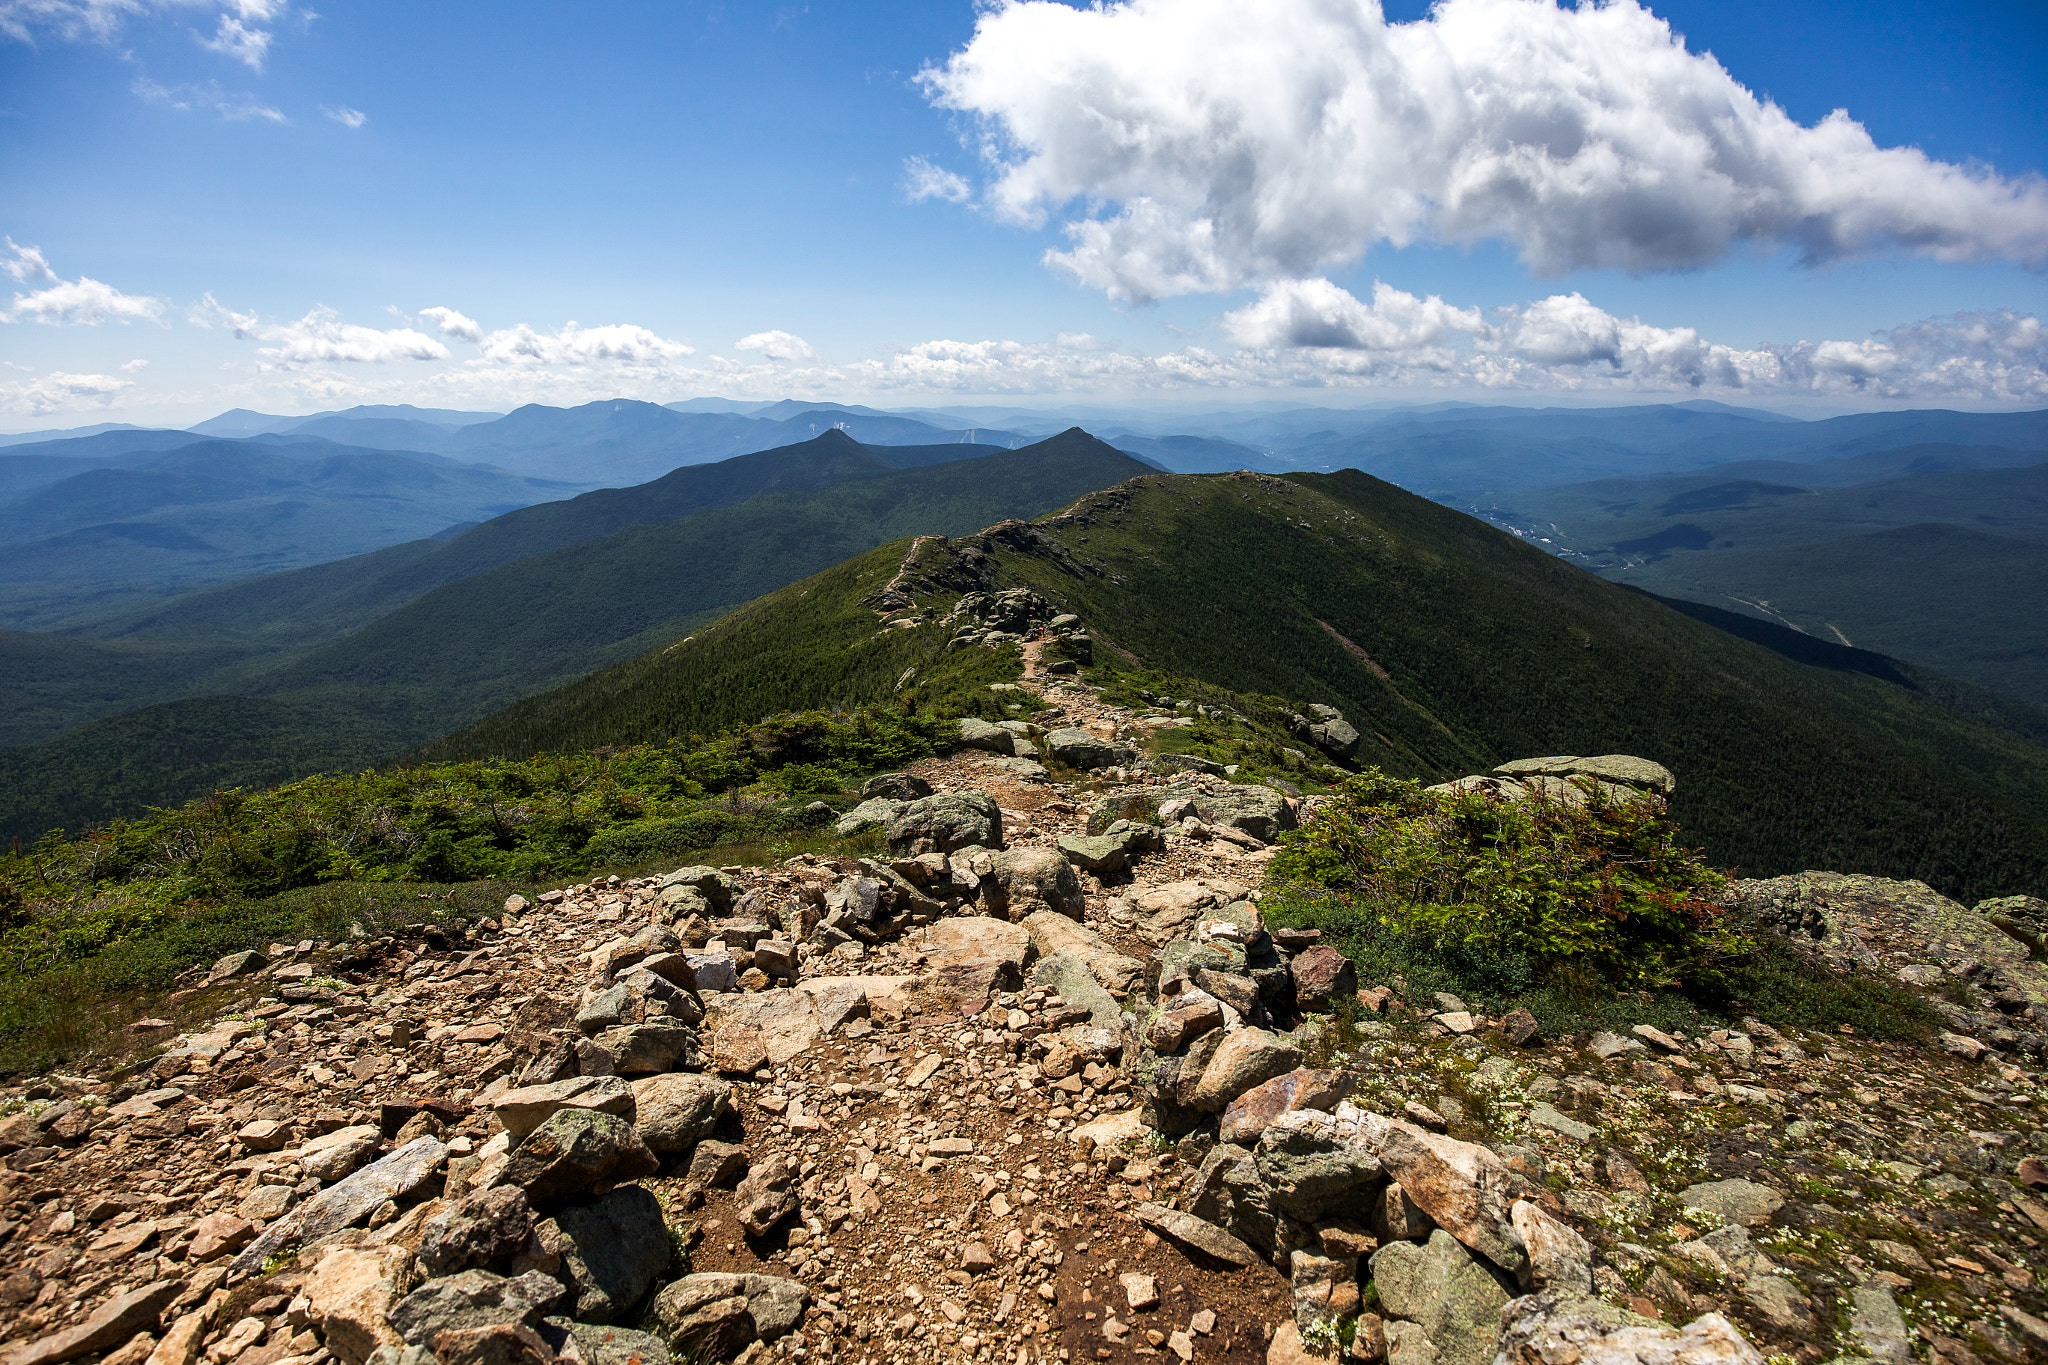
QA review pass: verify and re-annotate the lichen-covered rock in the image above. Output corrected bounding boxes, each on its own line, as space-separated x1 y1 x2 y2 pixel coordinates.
418 1187 536 1277
1377 1123 1526 1275
501 1110 659 1205
887 791 1003 854
1370 1228 1517 1365
1290 945 1357 1012
957 717 1020 756
630 1073 731 1151
1189 1028 1304 1112
981 846 1085 920
1494 1293 1762 1365
538 1185 671 1324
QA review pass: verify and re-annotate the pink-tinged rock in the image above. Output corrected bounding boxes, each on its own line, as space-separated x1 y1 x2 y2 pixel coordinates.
1510 1200 1592 1294
236 1118 292 1152
1377 1123 1525 1275
1290 946 1357 1013
183 1212 256 1263
304 1245 420 1365
1219 1068 1356 1146
1188 1029 1304 1112
490 1075 636 1142
1148 999 1224 1054
4 1279 181 1365
142 1312 207 1365
452 1023 504 1045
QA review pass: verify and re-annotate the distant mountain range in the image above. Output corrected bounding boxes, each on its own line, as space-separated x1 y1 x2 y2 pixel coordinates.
428 464 2048 903
1461 442 2048 707
0 428 1148 841
2 398 2046 847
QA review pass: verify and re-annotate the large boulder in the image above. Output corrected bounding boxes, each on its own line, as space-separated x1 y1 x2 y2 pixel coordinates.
652 1273 810 1353
862 772 933 802
1493 1293 1761 1365
833 797 904 837
981 847 1085 920
957 718 1019 756
307 1248 421 1365
1252 1114 1385 1223
1022 911 1145 990
539 1186 672 1325
502 1110 658 1205
886 792 1002 855
418 1187 536 1278
1045 727 1129 770
660 866 741 912
1290 946 1358 1012
1188 1029 1303 1112
1191 785 1296 842
919 915 1035 987
1377 1124 1525 1275
492 1077 636 1142
1371 1229 1518 1365
630 1073 732 1152
387 1270 565 1347
1308 717 1361 762
1220 1068 1354 1146
1492 755 1675 795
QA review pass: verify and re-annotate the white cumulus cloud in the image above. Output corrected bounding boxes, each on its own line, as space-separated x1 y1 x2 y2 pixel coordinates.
2 239 167 324
735 329 816 361
922 0 2048 303
419 306 484 343
0 369 135 415
323 104 366 129
3 1 293 63
472 321 696 367
903 156 973 204
194 296 451 364
199 11 266 66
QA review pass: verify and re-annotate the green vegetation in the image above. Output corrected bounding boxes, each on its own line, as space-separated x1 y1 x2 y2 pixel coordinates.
1263 772 1934 1040
1272 769 1737 991
970 470 2048 901
1491 455 2048 708
0 705 960 1072
0 431 1144 840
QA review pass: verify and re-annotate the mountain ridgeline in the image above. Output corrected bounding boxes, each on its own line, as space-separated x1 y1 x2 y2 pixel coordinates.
432 468 2048 903
0 429 1151 842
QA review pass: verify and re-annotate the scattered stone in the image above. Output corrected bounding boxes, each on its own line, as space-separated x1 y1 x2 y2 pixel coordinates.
1132 1203 1259 1267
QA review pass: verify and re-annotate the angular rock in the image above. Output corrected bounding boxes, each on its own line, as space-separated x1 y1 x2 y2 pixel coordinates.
1149 998 1225 1055
1045 727 1123 770
886 792 1002 855
660 866 741 912
1677 1179 1784 1228
1500 1010 1541 1046
705 987 820 1065
1189 785 1296 842
1370 1228 1516 1365
541 1185 671 1325
1023 911 1145 990
233 1137 449 1274
957 717 1020 756
1057 833 1130 875
651 1273 809 1350
1510 1200 1593 1294
427 1324 554 1365
501 1110 658 1205
1493 1294 1761 1365
418 1187 535 1278
919 915 1034 985
307 1246 422 1365
735 1154 799 1236
1221 1068 1355 1146
593 1020 698 1074
492 1077 637 1142
687 1139 748 1188
832 797 901 837
387 1270 564 1346
630 1073 731 1152
299 1125 382 1184
862 772 932 802
982 846 1086 920
540 1321 673 1365
183 1212 255 1263
1190 1029 1304 1112
1132 1202 1259 1267
3 1279 181 1365
1290 946 1357 1013
1376 1124 1525 1275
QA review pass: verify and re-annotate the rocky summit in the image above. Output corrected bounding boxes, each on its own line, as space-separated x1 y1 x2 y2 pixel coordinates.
2 651 2047 1365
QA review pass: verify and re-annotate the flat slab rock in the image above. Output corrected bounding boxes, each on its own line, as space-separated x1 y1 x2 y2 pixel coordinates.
1131 1202 1258 1267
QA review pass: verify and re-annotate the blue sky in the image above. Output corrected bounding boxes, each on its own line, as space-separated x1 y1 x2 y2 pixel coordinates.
2 0 2045 426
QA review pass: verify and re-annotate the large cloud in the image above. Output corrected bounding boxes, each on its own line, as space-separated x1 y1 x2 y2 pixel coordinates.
921 0 2048 302
0 369 135 415
194 297 450 363
3 240 167 324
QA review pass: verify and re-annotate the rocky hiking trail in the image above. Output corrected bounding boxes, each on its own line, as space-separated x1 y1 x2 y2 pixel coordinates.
6 624 2048 1365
